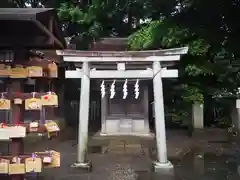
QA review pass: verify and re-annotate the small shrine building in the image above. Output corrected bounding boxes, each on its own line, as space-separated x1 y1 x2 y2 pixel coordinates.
57 38 188 173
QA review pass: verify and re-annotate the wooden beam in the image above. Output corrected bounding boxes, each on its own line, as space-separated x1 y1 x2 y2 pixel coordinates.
0 36 47 46
63 55 181 62
117 63 125 70
65 69 83 78
3 92 53 99
0 36 64 49
48 16 54 44
33 20 64 49
0 152 52 160
90 70 153 78
65 69 178 79
161 69 178 78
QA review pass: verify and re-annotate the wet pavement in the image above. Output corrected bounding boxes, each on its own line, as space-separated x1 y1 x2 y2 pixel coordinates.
36 142 240 180
1 129 240 180
25 130 240 180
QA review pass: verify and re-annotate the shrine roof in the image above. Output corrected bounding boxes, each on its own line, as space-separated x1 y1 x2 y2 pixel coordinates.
56 47 188 57
0 8 66 49
0 8 52 18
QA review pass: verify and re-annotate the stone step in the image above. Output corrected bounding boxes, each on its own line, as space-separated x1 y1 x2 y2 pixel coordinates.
108 140 125 148
106 141 150 155
107 147 126 154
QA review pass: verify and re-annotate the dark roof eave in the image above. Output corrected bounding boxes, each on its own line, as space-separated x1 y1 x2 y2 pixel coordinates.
0 8 54 20
0 8 66 50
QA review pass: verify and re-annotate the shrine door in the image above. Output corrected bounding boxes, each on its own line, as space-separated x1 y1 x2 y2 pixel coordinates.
104 84 149 135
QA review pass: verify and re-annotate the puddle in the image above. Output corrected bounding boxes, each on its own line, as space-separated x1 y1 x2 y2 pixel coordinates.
135 170 150 180
10 139 240 180
134 152 240 180
208 141 230 143
89 146 102 153
135 171 174 180
172 152 240 180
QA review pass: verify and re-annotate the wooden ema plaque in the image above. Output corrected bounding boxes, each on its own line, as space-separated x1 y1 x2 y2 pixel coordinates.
42 156 51 164
44 120 60 138
8 157 25 175
25 157 42 173
0 126 26 139
25 93 42 110
9 126 26 138
0 126 10 140
0 64 10 77
10 67 27 78
0 98 10 110
41 92 58 106
27 66 43 77
45 151 60 168
29 121 39 132
48 62 58 78
44 120 60 133
0 159 9 174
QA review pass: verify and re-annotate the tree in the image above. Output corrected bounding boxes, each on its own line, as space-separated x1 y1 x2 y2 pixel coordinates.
127 0 240 125
2 0 240 125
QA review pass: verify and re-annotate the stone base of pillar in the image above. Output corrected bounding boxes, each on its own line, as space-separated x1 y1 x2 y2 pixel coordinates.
71 161 92 172
152 161 174 175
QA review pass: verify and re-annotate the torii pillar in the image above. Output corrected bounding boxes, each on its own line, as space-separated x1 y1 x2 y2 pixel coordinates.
152 61 174 175
71 62 91 168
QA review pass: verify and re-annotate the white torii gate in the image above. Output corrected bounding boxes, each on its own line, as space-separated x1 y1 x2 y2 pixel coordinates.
57 46 188 174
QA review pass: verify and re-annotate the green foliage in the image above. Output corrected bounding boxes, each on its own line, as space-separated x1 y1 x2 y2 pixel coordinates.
128 17 240 125
128 20 209 55
128 20 212 103
3 0 240 126
181 84 204 104
57 1 104 49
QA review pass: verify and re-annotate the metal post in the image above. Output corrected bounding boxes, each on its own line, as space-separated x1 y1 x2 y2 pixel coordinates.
152 61 168 164
76 62 90 164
